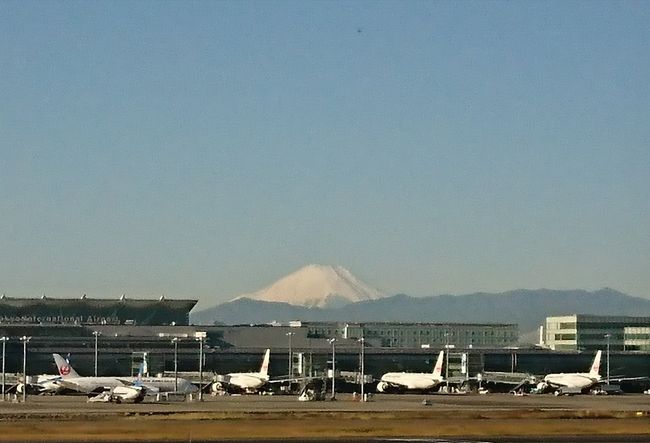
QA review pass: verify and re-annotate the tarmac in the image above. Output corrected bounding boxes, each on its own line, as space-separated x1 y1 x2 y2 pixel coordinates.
0 393 648 442
2 391 650 413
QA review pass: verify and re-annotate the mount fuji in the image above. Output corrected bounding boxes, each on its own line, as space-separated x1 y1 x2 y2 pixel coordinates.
232 264 385 308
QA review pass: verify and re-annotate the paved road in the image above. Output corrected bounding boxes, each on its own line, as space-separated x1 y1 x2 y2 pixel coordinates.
1 392 649 415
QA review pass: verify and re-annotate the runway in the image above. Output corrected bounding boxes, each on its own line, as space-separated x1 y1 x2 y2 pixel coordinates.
0 393 648 442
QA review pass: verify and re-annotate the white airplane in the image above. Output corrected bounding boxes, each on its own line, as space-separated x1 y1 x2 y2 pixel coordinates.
52 353 198 397
539 350 602 395
27 374 68 395
212 349 271 394
376 350 445 393
15 354 73 395
88 384 147 403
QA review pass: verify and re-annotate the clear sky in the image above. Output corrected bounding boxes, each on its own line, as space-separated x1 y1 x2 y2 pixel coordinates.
1 0 649 308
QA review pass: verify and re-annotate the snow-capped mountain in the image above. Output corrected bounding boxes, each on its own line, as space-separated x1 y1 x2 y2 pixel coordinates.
232 264 385 308
192 287 650 330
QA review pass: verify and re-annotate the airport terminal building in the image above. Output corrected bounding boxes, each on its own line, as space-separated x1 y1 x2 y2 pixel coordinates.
544 314 650 351
0 297 518 376
0 295 197 326
2 300 650 387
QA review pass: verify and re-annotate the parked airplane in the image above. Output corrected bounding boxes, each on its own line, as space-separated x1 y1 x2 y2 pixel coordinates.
538 350 602 395
27 374 68 395
87 384 147 403
87 362 150 403
14 354 74 395
52 353 198 396
212 348 271 394
376 350 445 393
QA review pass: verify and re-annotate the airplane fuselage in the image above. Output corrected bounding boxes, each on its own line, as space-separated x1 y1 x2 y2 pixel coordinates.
378 372 441 391
219 373 268 392
543 372 600 391
59 376 197 394
213 349 271 394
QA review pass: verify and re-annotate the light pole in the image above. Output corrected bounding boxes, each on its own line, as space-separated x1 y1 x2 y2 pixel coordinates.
286 332 294 377
0 337 7 401
358 337 365 402
20 336 30 402
171 337 180 392
328 338 336 400
444 331 450 392
92 331 101 377
604 333 611 384
196 333 206 401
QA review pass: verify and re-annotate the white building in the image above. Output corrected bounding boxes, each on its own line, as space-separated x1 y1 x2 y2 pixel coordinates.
545 315 650 351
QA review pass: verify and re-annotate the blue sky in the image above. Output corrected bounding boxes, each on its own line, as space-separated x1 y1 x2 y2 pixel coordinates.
1 1 649 307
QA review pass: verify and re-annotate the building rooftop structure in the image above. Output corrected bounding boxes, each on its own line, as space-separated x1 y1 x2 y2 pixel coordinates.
0 296 197 326
301 321 518 349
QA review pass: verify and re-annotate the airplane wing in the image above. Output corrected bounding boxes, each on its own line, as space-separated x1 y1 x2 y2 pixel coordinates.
542 380 569 388
268 375 321 384
608 376 650 382
135 383 159 394
591 376 650 394
480 372 537 385
4 383 21 394
508 377 537 393
116 378 158 394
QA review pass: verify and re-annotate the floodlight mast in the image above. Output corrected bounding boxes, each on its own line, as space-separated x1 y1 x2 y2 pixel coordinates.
286 331 294 378
1 337 8 401
328 338 336 400
358 337 365 402
20 336 31 402
92 331 101 377
604 333 611 385
172 337 180 392
195 332 207 401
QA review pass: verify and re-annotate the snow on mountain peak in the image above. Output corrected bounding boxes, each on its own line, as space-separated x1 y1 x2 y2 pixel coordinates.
232 264 386 308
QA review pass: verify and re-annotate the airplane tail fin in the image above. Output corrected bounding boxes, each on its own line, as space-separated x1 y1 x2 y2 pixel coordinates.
259 349 270 377
589 350 602 377
433 350 445 379
141 356 148 378
139 361 147 378
52 353 80 378
134 362 145 386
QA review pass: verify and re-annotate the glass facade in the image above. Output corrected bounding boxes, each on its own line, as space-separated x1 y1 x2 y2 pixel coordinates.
306 321 518 348
0 297 197 326
545 315 650 351
624 326 650 351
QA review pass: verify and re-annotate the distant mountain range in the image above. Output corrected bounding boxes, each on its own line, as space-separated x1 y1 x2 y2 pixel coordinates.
192 265 650 339
192 288 650 339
